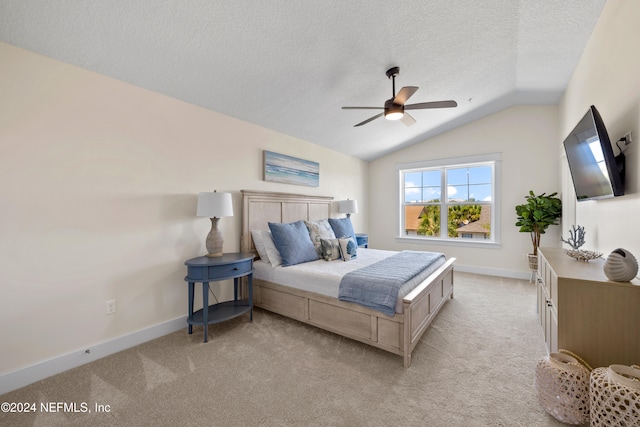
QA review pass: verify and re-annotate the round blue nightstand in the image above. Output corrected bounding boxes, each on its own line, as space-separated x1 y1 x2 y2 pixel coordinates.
184 253 254 342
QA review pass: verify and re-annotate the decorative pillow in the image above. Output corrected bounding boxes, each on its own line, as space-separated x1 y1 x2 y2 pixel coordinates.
251 230 282 267
328 217 357 244
320 238 341 261
262 231 282 267
338 237 358 261
305 219 336 255
268 221 319 266
251 230 269 262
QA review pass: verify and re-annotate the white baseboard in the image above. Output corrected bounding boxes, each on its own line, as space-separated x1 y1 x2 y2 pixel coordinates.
454 263 533 281
0 315 187 396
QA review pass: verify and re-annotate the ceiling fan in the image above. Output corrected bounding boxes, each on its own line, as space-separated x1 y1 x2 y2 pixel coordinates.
342 67 457 127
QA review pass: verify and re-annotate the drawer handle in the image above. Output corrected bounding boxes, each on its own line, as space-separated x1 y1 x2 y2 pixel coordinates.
546 301 553 307
233 267 239 271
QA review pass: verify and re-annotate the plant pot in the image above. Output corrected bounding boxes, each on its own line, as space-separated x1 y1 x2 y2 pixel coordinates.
528 254 538 271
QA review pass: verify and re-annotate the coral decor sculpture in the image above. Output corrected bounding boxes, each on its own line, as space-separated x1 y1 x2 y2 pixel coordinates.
565 249 602 262
561 225 602 262
561 225 586 250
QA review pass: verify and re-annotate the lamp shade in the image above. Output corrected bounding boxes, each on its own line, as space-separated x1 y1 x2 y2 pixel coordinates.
196 192 233 218
338 199 358 215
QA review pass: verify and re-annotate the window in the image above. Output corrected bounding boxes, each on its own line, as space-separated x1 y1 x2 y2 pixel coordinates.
397 153 500 246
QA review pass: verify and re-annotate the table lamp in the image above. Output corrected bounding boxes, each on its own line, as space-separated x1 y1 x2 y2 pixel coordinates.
196 190 234 257
338 199 358 218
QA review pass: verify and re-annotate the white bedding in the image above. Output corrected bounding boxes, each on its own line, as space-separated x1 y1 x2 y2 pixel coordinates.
253 248 440 314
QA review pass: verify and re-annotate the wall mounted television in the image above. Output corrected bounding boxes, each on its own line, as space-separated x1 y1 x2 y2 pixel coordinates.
563 105 625 202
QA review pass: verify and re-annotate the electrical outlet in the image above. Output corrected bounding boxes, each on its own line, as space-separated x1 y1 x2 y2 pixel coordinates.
105 299 117 315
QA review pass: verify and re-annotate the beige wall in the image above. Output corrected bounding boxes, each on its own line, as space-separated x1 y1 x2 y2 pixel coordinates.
559 1 640 258
369 105 560 276
0 43 368 376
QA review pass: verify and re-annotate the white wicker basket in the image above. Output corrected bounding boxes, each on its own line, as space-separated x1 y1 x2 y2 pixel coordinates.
535 351 591 425
590 365 640 426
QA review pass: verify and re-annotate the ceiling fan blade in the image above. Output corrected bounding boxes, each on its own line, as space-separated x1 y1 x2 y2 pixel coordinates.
400 112 416 127
405 100 458 110
342 106 384 110
354 112 384 127
393 86 419 105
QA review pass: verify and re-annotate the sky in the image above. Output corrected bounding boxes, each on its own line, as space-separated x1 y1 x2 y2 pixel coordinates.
404 165 493 203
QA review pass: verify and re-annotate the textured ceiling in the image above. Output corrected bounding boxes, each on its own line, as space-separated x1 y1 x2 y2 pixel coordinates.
0 1 606 160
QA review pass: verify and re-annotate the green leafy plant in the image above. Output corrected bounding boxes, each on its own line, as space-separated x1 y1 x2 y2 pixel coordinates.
417 204 484 237
515 191 562 256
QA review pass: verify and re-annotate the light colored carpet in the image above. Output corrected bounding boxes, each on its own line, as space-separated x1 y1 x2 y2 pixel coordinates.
0 272 567 426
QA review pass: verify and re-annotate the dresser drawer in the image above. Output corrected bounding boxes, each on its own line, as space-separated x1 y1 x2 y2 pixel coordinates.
355 233 368 248
187 259 253 281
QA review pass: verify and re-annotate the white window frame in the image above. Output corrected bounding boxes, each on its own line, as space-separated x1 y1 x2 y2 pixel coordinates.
396 153 501 248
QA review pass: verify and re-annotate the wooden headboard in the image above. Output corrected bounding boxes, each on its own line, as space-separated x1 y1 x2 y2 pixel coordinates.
240 190 334 255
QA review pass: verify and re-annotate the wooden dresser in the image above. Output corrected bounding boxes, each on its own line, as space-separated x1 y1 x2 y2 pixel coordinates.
537 247 640 368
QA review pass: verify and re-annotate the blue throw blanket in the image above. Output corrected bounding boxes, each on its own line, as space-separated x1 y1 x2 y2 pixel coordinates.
338 251 445 316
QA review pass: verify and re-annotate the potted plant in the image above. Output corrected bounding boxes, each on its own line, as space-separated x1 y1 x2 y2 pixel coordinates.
515 191 562 270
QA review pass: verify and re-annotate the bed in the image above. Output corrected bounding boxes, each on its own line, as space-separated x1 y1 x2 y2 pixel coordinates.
240 190 455 367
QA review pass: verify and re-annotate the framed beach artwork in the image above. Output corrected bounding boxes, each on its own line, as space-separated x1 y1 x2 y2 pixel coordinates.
263 151 319 187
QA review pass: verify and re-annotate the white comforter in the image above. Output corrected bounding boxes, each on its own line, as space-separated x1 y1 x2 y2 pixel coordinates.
253 248 432 314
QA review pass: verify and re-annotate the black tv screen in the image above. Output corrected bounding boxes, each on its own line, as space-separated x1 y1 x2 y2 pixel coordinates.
563 105 624 202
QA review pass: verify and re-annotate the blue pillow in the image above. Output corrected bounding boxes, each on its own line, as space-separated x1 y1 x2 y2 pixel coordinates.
268 221 319 266
328 217 357 243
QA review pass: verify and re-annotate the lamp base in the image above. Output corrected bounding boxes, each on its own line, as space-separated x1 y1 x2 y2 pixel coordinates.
205 217 224 258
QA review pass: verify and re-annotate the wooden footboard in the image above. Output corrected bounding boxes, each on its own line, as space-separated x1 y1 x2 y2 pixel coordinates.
402 257 455 367
254 257 455 367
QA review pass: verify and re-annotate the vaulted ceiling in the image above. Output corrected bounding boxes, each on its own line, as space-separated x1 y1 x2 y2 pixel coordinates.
0 1 606 160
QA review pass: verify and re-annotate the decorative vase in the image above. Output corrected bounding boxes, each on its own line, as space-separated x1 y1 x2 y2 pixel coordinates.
534 352 591 425
590 365 640 426
603 248 638 282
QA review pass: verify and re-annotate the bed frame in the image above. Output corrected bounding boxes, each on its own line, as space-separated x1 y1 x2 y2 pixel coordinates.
240 190 455 367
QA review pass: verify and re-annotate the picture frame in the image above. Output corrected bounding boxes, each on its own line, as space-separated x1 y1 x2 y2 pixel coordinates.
263 150 319 187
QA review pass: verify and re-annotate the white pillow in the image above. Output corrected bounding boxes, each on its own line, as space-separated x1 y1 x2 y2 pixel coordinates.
251 230 282 267
262 231 282 267
338 237 358 261
251 230 268 262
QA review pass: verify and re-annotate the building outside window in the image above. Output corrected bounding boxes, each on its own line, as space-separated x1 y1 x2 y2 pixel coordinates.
397 153 500 246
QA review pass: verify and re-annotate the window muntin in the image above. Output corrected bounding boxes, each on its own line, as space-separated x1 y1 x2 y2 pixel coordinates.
399 155 498 244
404 170 441 202
447 165 492 202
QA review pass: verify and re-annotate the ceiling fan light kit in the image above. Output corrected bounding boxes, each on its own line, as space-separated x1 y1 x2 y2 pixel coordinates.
384 100 404 121
342 66 457 127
